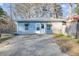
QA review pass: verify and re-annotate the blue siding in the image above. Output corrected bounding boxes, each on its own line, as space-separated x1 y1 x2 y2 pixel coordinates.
28 23 36 33
16 22 53 34
17 23 36 34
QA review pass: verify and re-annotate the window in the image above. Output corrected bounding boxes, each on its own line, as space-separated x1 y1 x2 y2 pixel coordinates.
25 23 29 30
37 27 40 30
47 24 52 30
41 24 44 28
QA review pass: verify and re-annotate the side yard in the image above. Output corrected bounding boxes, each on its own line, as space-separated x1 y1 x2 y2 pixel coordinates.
0 34 14 43
53 34 79 56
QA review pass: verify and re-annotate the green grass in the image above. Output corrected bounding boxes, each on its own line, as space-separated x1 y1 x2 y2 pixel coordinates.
0 36 13 43
53 34 73 40
73 39 79 43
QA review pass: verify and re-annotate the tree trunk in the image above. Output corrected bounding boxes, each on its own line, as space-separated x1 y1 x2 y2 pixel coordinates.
69 3 72 17
0 34 1 38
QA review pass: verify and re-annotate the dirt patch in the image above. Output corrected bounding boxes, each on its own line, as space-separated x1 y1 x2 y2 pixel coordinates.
53 34 79 56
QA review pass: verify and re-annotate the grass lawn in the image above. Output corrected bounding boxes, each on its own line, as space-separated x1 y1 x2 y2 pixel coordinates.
0 34 14 43
53 34 79 56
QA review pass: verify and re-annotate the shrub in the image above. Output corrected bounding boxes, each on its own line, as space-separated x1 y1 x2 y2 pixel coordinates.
0 36 13 43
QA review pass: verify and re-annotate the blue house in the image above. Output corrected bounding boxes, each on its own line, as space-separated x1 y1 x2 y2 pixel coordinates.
14 18 66 34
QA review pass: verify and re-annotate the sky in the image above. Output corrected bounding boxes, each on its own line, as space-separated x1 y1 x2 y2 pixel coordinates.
0 3 75 18
61 3 75 17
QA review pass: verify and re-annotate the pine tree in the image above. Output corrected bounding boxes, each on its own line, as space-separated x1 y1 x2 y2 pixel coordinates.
69 3 73 17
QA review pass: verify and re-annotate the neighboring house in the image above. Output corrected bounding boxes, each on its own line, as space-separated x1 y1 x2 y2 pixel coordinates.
14 18 66 34
66 16 79 38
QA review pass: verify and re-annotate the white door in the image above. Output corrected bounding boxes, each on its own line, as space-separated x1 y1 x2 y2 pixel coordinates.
35 23 40 34
35 23 45 34
40 23 46 34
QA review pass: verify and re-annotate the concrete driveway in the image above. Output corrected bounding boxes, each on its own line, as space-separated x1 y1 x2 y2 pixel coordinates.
0 34 68 56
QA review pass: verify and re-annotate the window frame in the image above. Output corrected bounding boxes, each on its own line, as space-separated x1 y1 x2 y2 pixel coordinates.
25 23 29 30
41 24 44 29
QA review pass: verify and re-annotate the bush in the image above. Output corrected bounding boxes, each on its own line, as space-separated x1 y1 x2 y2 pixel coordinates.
0 36 13 43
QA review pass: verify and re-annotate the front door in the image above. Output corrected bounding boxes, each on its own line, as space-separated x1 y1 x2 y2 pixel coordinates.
36 23 45 34
40 23 45 34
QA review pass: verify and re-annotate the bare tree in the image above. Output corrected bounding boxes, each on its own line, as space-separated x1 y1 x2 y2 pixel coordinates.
69 3 73 17
52 3 63 18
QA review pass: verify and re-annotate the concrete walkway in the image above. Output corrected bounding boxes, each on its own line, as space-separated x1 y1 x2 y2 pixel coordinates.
0 34 68 56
